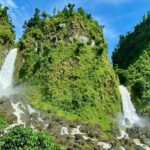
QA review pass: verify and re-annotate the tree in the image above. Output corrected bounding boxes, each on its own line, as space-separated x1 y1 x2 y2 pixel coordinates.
62 6 68 17
78 7 85 16
42 11 50 20
23 8 41 29
67 3 75 16
132 79 145 98
86 13 92 20
0 5 15 47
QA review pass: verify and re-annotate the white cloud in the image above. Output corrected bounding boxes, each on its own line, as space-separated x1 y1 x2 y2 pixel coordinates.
97 0 131 5
94 16 118 39
103 27 118 39
0 0 17 9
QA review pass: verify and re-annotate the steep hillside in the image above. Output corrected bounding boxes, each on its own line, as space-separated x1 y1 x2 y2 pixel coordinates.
112 11 150 116
15 5 121 129
0 5 15 65
0 4 15 131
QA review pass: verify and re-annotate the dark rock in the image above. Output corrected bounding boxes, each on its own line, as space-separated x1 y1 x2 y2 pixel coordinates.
30 112 38 118
93 145 102 150
73 143 81 149
69 124 76 128
74 134 83 140
111 144 123 150
143 138 150 147
0 99 5 104
87 132 95 138
86 138 93 143
47 123 52 129
135 145 145 150
80 125 90 133
8 114 17 124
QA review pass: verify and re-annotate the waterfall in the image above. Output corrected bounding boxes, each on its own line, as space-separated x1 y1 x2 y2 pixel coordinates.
0 48 17 89
0 48 18 97
119 85 140 127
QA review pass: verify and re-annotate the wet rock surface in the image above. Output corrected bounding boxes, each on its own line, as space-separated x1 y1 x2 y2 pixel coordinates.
0 96 150 150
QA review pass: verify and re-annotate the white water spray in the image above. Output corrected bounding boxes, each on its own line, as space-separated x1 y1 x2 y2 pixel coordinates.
0 48 18 97
0 48 17 89
11 102 26 125
119 85 140 127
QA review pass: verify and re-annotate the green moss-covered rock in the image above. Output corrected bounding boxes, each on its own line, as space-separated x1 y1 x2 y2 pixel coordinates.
15 4 121 129
112 11 150 116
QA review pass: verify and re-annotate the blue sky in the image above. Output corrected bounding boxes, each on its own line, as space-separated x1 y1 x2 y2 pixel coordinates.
1 0 150 58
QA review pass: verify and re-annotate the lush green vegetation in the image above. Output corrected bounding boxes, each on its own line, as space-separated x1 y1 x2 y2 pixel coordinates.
15 4 121 130
0 4 15 65
0 126 62 150
0 5 61 149
112 11 150 116
0 5 15 130
0 112 8 130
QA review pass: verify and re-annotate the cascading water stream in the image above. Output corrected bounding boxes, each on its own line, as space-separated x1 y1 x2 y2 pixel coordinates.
0 48 18 97
119 85 140 127
0 48 17 89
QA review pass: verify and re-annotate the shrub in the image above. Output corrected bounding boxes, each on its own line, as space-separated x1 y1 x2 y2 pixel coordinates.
0 112 8 130
0 126 62 150
132 79 145 98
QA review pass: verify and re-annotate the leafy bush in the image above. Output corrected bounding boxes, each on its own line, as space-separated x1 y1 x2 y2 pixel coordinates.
0 112 8 129
0 126 62 150
132 79 145 98
0 4 15 65
116 69 128 85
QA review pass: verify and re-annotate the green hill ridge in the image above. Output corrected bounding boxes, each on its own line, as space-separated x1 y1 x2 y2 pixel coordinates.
112 11 150 116
0 4 15 65
15 4 121 129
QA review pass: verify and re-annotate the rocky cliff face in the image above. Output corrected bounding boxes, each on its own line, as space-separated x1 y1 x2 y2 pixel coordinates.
112 11 150 116
15 5 121 129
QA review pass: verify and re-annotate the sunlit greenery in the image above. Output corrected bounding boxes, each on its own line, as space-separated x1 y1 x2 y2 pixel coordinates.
0 112 8 130
0 4 15 65
0 126 62 150
112 11 150 116
15 4 121 130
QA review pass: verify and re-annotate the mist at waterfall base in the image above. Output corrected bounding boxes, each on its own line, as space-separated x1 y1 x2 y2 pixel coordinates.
116 85 150 128
0 48 21 98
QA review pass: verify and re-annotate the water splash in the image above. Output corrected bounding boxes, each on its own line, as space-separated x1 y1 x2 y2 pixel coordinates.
11 102 26 125
117 85 150 140
61 127 69 135
119 85 140 127
0 48 17 89
71 125 82 135
0 48 18 97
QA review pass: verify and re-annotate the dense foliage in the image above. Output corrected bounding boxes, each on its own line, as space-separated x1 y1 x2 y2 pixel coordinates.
0 126 62 150
112 11 150 116
0 112 8 129
0 4 15 65
15 4 121 129
0 4 14 130
112 11 150 69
